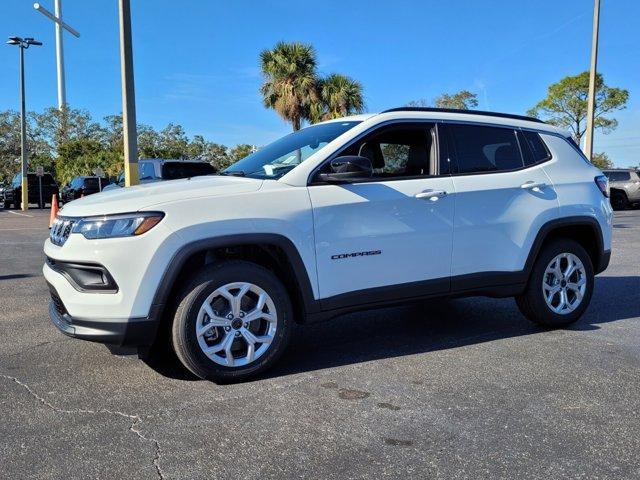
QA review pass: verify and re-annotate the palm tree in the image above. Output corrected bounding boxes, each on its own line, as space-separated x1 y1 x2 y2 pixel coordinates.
259 42 319 131
318 74 365 121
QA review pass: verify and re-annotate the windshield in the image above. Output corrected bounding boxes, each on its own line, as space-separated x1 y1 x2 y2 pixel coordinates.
224 121 361 179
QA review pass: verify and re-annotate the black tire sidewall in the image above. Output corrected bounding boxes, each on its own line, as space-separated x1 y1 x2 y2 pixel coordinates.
524 239 594 326
172 261 293 382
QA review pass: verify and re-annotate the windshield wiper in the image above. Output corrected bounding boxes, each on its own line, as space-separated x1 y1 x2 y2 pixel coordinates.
220 170 245 177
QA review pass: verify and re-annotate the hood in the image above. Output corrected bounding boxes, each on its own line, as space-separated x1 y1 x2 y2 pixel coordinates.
59 175 263 217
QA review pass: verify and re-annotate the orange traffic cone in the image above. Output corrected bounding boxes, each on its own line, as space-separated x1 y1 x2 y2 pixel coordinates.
49 194 59 229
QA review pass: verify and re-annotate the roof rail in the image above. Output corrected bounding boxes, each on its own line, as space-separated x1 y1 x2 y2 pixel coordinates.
381 107 545 124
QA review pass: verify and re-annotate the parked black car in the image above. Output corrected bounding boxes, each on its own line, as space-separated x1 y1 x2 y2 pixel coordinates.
3 172 59 209
60 176 108 204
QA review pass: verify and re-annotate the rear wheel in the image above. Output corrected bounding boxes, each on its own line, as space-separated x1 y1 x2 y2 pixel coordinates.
610 190 628 210
516 239 594 327
171 261 293 383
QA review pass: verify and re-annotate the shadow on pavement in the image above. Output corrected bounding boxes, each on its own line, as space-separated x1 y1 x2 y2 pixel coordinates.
142 275 640 382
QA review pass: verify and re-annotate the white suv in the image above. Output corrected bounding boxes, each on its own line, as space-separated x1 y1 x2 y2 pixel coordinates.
45 108 613 382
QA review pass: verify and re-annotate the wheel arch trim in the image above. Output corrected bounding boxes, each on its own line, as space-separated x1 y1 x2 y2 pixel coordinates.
524 215 608 275
149 233 319 324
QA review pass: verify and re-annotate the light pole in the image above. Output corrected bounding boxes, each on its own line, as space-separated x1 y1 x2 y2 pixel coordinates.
584 0 601 160
33 1 80 110
118 0 139 186
7 36 43 212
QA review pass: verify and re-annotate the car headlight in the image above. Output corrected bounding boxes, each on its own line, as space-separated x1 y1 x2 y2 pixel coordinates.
71 212 164 239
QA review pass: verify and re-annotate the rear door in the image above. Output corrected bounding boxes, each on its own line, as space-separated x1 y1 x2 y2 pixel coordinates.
308 122 455 307
443 123 559 285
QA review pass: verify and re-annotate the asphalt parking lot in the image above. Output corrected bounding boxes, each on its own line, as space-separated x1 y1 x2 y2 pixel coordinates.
1 208 639 479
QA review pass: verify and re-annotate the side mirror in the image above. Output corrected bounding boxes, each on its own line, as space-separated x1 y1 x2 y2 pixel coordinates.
317 155 373 183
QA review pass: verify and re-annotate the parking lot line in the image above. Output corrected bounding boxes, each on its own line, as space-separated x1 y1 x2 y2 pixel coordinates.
4 211 34 218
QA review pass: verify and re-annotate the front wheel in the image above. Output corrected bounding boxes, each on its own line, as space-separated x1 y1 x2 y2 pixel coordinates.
516 239 594 327
171 261 293 383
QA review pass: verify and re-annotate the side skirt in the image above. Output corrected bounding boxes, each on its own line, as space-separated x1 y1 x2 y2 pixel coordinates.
305 271 527 324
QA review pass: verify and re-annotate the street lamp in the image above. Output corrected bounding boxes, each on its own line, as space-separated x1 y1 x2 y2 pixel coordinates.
7 36 43 211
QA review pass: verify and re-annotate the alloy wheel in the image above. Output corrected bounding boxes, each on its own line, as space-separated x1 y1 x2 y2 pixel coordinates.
195 282 277 367
542 253 587 315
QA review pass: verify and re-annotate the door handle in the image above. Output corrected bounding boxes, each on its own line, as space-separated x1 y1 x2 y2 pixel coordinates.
520 181 547 190
415 190 447 200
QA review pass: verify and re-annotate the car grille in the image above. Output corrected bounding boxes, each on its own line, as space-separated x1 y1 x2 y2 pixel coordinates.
50 217 77 246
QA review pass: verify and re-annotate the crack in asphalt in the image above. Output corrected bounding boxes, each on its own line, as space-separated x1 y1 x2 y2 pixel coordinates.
0 374 165 479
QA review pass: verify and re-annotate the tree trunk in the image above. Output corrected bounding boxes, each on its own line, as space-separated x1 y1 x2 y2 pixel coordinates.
293 116 302 163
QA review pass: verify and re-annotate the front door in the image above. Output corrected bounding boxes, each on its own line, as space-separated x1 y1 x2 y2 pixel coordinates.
308 123 455 308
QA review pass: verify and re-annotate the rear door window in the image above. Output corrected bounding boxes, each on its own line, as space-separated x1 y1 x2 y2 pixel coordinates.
446 124 523 174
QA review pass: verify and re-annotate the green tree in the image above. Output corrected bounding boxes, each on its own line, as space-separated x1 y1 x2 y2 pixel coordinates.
30 105 102 154
55 139 122 185
137 124 162 158
158 123 189 158
0 110 53 182
260 42 319 131
206 143 232 171
527 72 629 144
316 73 365 121
434 90 478 109
590 152 613 170
0 111 21 183
406 90 478 110
406 99 429 107
101 114 124 153
229 144 254 163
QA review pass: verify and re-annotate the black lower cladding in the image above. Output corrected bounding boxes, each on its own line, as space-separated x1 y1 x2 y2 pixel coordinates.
46 282 160 347
597 250 611 275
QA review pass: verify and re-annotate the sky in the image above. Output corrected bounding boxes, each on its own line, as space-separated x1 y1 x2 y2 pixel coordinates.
1 0 638 166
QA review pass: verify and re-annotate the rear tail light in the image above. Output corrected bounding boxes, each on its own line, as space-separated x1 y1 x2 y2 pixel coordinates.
595 175 609 198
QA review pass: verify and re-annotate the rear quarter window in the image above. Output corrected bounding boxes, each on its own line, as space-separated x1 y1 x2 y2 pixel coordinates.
606 172 631 182
518 131 551 165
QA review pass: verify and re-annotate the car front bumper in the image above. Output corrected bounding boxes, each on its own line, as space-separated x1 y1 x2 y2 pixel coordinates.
47 282 159 347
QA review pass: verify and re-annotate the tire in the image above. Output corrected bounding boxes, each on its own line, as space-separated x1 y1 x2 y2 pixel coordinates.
516 239 594 327
171 260 294 383
610 190 628 210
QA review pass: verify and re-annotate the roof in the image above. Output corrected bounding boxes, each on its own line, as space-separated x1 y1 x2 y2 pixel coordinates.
382 107 544 124
314 114 376 125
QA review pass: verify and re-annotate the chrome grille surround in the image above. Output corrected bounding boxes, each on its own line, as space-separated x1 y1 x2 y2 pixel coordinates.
50 216 78 246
